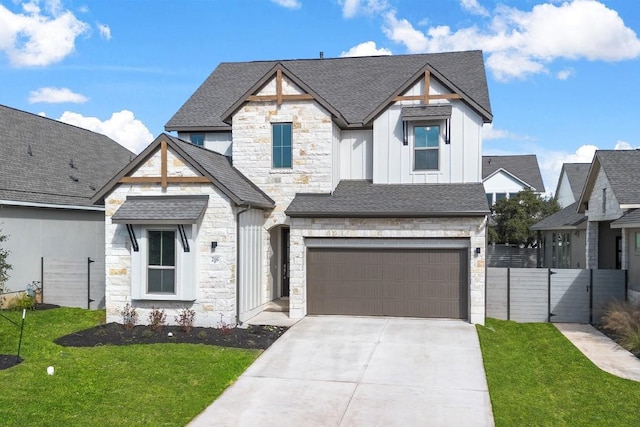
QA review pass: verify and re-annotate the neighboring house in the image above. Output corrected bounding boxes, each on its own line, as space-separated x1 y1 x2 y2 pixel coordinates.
0 104 133 306
578 150 640 303
531 163 590 269
94 51 493 326
482 155 545 205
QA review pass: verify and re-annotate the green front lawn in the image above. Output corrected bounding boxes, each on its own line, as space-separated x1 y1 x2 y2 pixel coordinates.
478 319 640 426
0 308 259 426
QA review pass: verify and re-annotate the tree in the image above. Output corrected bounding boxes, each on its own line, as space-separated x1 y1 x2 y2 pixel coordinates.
489 188 560 246
0 226 12 294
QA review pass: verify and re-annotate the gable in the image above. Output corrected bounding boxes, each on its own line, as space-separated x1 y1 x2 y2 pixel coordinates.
91 134 274 209
483 169 530 193
482 155 545 192
165 51 492 131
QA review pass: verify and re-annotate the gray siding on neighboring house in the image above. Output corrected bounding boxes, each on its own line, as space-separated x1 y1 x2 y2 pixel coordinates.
0 205 105 291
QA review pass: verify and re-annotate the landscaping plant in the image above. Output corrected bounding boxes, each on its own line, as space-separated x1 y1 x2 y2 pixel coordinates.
601 300 640 356
175 307 196 333
147 306 167 331
120 303 138 329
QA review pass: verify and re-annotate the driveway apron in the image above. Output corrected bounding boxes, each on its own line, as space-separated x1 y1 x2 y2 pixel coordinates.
188 316 494 427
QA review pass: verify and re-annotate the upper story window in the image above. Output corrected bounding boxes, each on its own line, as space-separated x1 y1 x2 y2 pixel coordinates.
190 134 205 147
414 125 439 171
272 123 292 168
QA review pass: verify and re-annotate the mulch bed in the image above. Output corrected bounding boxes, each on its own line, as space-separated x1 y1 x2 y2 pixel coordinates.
53 322 288 349
0 355 23 370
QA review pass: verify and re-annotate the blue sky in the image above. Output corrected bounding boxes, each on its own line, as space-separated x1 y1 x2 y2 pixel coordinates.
1 0 639 193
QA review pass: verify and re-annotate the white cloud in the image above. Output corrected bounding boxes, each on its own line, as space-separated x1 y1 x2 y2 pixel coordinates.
381 0 640 81
556 69 574 80
97 23 111 40
460 0 489 17
29 87 88 103
340 0 388 18
58 110 154 153
270 0 301 9
614 140 636 150
0 0 90 66
341 41 392 57
482 123 533 141
382 10 428 53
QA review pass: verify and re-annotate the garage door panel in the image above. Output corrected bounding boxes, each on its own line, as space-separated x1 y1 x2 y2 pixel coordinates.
307 247 468 319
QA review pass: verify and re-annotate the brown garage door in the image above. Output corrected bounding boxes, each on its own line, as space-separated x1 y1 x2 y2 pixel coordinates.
307 248 468 319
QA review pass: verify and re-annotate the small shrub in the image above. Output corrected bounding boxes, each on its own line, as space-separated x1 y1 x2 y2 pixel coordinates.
148 306 167 332
219 314 235 336
8 292 35 310
120 303 138 330
601 300 640 356
175 308 196 333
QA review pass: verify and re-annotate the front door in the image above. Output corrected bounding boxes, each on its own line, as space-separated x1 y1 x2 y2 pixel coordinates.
281 228 290 297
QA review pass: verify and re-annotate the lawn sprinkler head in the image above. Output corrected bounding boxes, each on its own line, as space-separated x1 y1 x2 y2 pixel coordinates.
47 366 55 375
167 332 173 337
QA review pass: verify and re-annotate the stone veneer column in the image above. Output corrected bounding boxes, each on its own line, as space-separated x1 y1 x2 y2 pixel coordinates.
586 221 598 269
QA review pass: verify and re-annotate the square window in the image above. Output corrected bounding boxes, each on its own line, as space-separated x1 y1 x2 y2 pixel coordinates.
190 134 205 147
414 125 439 170
272 123 292 168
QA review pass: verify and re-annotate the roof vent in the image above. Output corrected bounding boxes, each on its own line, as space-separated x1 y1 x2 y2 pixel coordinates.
70 158 76 169
319 51 324 59
69 175 79 182
28 144 33 156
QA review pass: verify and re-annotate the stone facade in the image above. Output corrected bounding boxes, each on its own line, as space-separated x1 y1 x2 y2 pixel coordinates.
232 75 334 303
288 216 487 324
104 148 239 327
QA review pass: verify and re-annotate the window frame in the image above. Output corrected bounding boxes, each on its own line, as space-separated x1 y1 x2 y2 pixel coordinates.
411 123 441 172
272 123 293 169
190 133 205 147
146 229 177 295
130 224 196 301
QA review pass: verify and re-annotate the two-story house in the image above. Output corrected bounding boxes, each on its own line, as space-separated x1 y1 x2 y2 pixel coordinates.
482 154 545 206
92 51 493 326
531 163 589 268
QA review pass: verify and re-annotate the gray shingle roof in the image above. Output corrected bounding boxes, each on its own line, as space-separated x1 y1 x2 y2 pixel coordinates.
112 196 208 224
92 133 274 209
0 104 133 207
530 202 586 231
286 180 489 217
595 150 640 206
165 50 492 130
482 155 545 192
611 209 640 228
560 163 590 201
401 105 452 120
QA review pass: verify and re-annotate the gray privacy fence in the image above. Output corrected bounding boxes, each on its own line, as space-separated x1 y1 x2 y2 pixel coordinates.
486 245 537 268
41 257 105 309
487 268 626 323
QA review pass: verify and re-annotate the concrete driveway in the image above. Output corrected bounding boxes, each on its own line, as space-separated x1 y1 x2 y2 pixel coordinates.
188 316 494 427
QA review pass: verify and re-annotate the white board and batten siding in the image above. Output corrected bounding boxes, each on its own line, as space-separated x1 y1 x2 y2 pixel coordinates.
238 208 264 322
177 131 232 157
372 103 483 185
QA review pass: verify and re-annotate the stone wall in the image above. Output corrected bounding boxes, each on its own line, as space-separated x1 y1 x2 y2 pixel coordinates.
232 75 335 304
104 148 239 327
289 216 487 324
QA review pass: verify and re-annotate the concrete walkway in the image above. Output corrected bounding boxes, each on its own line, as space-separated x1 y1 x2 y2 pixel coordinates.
188 316 494 427
555 323 640 382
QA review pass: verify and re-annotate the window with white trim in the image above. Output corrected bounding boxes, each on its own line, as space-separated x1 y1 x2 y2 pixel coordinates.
130 225 196 301
147 230 176 294
413 125 440 171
